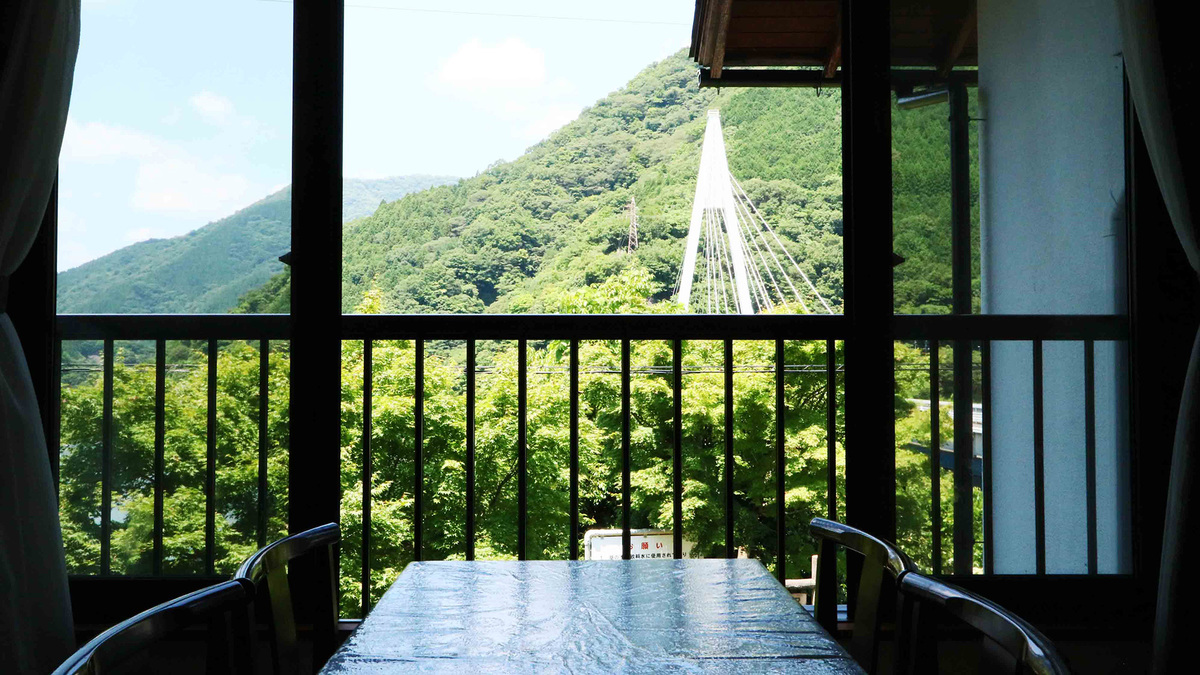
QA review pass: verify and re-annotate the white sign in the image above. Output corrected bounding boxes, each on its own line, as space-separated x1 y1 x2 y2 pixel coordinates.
583 529 695 560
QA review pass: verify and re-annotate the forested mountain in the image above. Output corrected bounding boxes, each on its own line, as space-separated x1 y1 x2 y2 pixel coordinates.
56 175 456 314
238 49 971 315
61 48 972 317
335 52 845 314
343 175 459 221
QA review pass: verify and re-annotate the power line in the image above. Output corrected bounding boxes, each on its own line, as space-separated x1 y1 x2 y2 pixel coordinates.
255 0 689 26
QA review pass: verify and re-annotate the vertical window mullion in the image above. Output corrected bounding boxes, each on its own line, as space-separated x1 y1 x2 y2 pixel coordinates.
673 339 683 560
154 338 166 575
101 339 114 576
466 339 476 561
206 338 217 576
569 339 580 560
361 339 372 614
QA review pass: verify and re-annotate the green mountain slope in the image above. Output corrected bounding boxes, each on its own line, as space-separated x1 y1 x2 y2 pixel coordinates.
343 175 459 221
68 47 971 317
335 51 846 314
57 175 456 314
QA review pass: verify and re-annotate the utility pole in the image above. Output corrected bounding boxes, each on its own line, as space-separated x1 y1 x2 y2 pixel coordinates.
626 196 639 254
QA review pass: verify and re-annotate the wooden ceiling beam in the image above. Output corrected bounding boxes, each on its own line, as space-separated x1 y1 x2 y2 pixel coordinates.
711 0 734 78
731 1 838 19
939 0 977 78
823 9 841 79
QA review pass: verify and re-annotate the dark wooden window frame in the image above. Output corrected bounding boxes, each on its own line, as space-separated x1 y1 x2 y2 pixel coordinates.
11 0 1183 637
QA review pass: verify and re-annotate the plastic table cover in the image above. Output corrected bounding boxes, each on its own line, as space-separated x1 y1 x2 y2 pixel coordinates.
322 559 865 674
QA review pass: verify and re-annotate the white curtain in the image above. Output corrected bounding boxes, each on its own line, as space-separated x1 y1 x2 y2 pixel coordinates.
0 1 80 672
1117 1 1199 672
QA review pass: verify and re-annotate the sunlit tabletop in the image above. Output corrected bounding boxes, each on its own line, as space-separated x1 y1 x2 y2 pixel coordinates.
321 559 864 674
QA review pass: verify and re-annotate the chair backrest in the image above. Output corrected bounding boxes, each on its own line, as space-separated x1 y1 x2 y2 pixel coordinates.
53 580 250 675
809 517 919 673
897 572 1071 675
235 523 340 674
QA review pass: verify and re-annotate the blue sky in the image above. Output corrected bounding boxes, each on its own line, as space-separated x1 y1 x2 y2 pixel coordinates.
58 0 694 271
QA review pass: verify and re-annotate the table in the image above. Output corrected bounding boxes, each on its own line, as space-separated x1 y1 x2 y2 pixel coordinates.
322 559 865 674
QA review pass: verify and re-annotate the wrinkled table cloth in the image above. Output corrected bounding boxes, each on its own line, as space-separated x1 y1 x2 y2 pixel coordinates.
321 559 865 673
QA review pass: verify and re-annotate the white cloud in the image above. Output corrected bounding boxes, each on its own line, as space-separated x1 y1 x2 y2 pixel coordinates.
56 209 94 271
132 158 251 216
190 91 235 125
61 120 162 161
519 105 582 142
58 239 95 272
61 118 254 222
436 38 546 91
125 227 166 243
432 38 581 143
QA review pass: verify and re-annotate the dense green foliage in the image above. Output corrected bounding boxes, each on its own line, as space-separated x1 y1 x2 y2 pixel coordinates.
59 276 978 619
59 341 291 574
57 176 456 314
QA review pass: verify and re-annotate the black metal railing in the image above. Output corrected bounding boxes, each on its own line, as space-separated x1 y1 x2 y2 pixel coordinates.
54 312 1128 609
56 314 288 577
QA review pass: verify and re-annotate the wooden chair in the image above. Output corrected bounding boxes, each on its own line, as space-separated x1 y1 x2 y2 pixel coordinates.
234 523 340 674
52 580 251 675
809 517 919 673
897 571 1071 675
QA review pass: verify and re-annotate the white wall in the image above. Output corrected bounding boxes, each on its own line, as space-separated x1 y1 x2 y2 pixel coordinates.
978 0 1130 573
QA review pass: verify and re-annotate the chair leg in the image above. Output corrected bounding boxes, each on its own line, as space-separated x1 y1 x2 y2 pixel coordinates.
311 544 339 670
909 601 939 675
848 560 885 673
207 612 233 675
228 602 258 675
814 539 839 632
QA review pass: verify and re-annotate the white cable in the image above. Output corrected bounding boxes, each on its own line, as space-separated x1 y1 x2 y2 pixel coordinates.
733 207 771 312
731 175 835 314
732 181 809 313
713 209 733 313
733 194 782 310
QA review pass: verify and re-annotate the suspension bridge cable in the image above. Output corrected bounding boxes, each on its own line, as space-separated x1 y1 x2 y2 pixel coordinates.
731 175 835 314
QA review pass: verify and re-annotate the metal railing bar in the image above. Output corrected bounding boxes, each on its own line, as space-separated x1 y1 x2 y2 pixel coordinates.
153 339 165 575
466 339 476 562
982 340 994 574
205 339 216 576
826 339 836 521
344 313 1128 341
775 338 786 583
258 340 269 550
55 312 1127 343
340 314 848 340
569 339 580 561
446 364 845 375
414 339 424 562
724 339 735 559
59 361 863 376
894 314 1128 341
1033 339 1046 575
51 340 62 496
517 339 528 560
621 339 632 561
930 339 942 576
101 339 114 576
1085 339 1098 575
57 314 290 340
952 339 974 575
361 339 373 615
672 339 683 560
